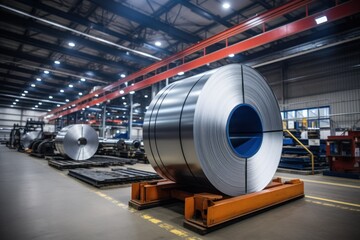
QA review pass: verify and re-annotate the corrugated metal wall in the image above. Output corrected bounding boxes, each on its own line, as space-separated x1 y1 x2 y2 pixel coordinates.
0 107 55 141
256 40 360 130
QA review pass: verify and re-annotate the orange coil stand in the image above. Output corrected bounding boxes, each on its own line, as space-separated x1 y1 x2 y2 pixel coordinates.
129 178 304 234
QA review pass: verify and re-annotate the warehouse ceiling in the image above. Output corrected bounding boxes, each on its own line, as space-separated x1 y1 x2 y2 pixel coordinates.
0 0 359 124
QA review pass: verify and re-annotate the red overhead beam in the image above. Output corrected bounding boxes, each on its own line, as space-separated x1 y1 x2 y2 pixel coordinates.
46 0 360 121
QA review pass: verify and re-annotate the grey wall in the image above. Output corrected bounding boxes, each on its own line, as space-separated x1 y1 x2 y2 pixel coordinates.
0 107 55 141
256 40 360 130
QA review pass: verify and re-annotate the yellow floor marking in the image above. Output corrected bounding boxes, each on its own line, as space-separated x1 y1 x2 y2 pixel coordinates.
276 176 360 189
93 190 202 240
306 195 360 208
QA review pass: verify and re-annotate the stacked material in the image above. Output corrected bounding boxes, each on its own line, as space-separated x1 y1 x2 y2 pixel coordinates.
144 64 282 196
55 124 99 161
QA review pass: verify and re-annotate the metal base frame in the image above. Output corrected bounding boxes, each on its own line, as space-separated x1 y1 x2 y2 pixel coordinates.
129 178 304 234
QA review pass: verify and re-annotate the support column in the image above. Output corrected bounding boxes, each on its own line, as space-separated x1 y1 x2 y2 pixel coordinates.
102 104 106 138
129 94 133 139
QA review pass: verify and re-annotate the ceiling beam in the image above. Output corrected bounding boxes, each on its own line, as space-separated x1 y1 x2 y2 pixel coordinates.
46 0 360 120
88 0 202 43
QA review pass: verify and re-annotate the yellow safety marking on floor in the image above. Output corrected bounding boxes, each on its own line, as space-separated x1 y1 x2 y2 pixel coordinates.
305 199 360 212
93 191 202 240
276 176 360 189
306 195 360 208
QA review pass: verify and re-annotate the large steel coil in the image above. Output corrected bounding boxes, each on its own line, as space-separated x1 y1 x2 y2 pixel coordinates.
55 124 99 160
144 64 283 196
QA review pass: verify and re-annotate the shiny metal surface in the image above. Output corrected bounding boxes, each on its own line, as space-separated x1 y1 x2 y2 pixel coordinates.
20 131 42 149
144 64 283 196
55 124 99 161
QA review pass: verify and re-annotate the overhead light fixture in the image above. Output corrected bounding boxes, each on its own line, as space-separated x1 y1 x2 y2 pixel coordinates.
177 71 184 76
228 53 235 57
95 94 98 97
21 93 25 96
36 78 41 81
44 70 49 74
54 60 60 64
123 102 127 105
78 92 82 95
35 105 38 108
222 2 230 9
129 91 135 94
47 109 51 112
57 104 60 107
15 99 19 102
31 84 36 87
96 103 100 106
120 74 126 78
60 89 64 93
122 96 125 100
68 42 75 47
155 41 162 47
86 105 89 108
119 90 124 94
82 108 85 111
80 78 86 82
72 104 76 107
39 102 42 105
145 106 149 109
315 16 328 24
65 99 69 102
32 107 35 110
13 102 16 105
144 95 148 98
49 96 53 99
69 84 73 88
24 90 28 93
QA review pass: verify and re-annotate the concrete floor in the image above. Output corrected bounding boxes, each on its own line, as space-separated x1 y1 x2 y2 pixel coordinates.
0 145 359 240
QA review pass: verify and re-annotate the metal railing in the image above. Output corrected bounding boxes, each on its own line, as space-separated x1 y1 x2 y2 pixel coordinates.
283 129 314 175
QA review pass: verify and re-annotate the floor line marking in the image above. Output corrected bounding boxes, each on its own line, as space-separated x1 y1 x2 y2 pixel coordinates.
93 190 202 240
276 176 360 189
306 195 360 208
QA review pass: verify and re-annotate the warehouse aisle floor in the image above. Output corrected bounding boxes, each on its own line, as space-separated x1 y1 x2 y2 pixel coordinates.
0 145 359 240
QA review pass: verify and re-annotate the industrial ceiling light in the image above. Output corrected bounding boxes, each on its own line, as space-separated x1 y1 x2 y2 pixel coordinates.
65 99 69 102
315 16 327 24
95 94 98 97
44 70 49 74
72 104 76 107
36 78 41 81
35 105 38 108
10 105 14 107
68 42 75 47
21 93 25 96
31 84 36 87
15 99 19 102
69 84 73 88
32 107 35 110
144 95 148 98
177 71 184 76
80 78 86 82
47 109 51 112
123 102 127 105
82 108 85 111
222 2 230 9
122 96 125 100
120 74 126 78
54 60 60 64
78 92 82 95
13 102 16 105
86 105 89 108
49 96 53 99
129 91 135 94
119 90 125 94
96 103 100 106
39 102 42 105
155 41 162 46
57 104 60 107
24 90 28 93
228 53 235 57
60 89 64 93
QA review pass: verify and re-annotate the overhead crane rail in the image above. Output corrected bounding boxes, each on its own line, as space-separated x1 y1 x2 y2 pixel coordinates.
45 0 360 121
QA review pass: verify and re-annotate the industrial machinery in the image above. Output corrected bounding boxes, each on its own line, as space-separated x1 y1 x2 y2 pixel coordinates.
129 64 304 232
324 131 360 179
20 119 45 150
96 138 146 161
6 123 22 149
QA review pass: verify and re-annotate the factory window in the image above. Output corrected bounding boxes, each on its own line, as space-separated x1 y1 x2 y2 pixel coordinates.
281 106 330 131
